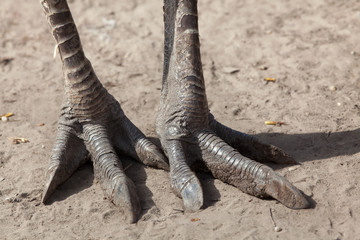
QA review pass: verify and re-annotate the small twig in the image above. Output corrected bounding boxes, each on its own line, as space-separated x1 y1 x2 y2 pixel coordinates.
269 208 277 226
270 208 282 232
328 218 333 229
265 121 287 126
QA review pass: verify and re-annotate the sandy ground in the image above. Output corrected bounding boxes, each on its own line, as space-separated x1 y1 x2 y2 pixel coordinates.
1 0 360 239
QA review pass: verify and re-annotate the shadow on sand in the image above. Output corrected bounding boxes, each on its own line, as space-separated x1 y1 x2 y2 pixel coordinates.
44 128 360 212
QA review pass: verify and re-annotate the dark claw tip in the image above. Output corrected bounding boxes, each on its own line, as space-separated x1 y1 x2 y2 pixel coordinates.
265 172 310 209
42 169 61 204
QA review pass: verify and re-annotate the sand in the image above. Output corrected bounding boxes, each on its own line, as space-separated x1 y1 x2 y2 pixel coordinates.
1 0 360 239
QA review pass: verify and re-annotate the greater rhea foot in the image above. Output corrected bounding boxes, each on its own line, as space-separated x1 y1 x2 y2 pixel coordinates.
156 0 310 211
40 0 169 223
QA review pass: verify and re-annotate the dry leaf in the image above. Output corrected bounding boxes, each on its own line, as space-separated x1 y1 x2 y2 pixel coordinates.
265 121 277 125
191 218 200 222
1 113 14 118
9 137 29 144
265 121 286 126
264 77 276 82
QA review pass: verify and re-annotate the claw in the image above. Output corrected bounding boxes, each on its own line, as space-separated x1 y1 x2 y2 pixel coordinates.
173 175 203 212
106 175 141 223
181 178 203 212
42 125 88 203
265 170 310 209
42 164 60 203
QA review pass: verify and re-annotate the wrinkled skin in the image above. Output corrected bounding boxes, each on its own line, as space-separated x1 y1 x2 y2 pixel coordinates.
40 0 310 223
40 0 169 223
156 0 309 211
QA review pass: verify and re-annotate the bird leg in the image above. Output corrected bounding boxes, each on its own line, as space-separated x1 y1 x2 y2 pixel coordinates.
156 0 310 211
40 0 168 223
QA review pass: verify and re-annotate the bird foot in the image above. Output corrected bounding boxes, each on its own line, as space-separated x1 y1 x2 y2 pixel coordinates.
157 115 310 211
42 103 169 223
157 0 309 212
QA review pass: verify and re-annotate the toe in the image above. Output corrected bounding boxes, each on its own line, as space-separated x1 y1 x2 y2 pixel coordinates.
42 126 88 203
164 140 204 211
265 170 310 209
94 157 142 223
209 115 297 164
135 137 169 171
85 124 142 222
197 130 309 209
111 118 169 171
110 176 141 223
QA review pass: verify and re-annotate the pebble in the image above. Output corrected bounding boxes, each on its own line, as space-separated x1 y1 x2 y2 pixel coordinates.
337 102 342 106
274 226 282 232
328 86 337 91
351 51 356 55
1 116 8 122
259 66 268 70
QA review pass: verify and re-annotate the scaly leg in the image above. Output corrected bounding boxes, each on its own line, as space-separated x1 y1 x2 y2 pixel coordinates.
156 0 309 211
40 0 168 223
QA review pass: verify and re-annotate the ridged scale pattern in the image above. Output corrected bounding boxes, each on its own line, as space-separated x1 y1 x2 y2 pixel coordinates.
165 140 202 208
197 130 269 196
83 125 125 188
42 1 115 120
167 140 195 188
160 0 209 130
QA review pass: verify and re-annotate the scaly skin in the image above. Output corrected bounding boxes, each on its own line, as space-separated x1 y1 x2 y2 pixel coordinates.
156 0 310 211
40 0 168 223
40 0 309 223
